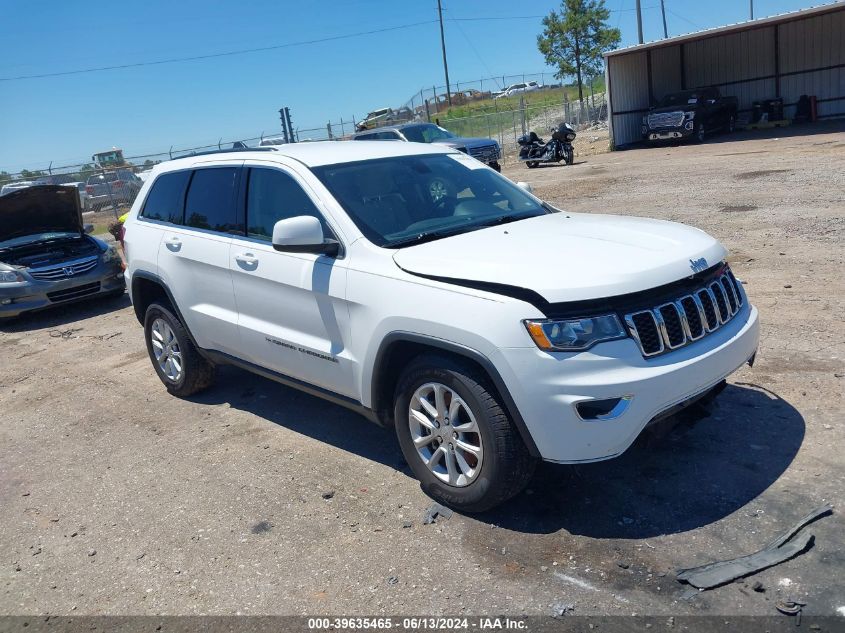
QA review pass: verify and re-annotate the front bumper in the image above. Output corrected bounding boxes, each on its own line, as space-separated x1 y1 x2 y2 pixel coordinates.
644 126 695 141
494 303 759 463
0 260 125 319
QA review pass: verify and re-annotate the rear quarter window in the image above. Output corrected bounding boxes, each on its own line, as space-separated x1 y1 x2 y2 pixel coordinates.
140 170 191 224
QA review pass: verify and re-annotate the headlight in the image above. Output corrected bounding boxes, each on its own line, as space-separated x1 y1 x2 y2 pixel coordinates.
565 133 576 141
101 245 120 263
0 270 24 283
684 111 696 119
523 315 627 352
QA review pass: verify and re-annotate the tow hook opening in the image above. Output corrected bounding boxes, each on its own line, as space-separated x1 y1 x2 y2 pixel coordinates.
576 395 633 421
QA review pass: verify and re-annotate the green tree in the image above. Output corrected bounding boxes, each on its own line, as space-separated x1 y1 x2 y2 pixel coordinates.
0 171 11 184
20 169 45 180
537 0 621 105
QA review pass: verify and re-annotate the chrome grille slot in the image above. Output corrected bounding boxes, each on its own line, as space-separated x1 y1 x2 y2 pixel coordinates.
710 282 730 321
721 275 738 313
679 296 704 339
657 303 686 348
624 265 746 358
29 256 98 281
625 311 663 356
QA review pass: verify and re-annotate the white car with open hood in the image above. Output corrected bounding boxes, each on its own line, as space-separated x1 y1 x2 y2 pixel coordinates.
122 141 759 511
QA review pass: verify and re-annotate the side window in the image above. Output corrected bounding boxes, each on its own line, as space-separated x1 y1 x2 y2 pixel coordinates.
184 167 242 233
355 133 376 140
246 168 329 241
140 170 191 224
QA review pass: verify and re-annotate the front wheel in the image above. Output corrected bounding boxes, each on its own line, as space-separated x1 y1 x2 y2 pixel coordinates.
564 147 574 165
394 354 536 512
695 122 706 143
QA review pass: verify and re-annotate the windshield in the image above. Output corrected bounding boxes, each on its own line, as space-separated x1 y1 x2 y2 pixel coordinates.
312 153 550 247
400 124 456 143
660 91 701 107
0 231 79 249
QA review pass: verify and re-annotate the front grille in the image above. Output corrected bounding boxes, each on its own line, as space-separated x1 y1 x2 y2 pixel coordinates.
46 281 101 302
468 144 500 161
30 256 98 281
625 267 745 358
647 111 685 128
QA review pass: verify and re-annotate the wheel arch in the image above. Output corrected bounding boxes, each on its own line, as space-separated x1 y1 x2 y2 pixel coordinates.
370 332 541 457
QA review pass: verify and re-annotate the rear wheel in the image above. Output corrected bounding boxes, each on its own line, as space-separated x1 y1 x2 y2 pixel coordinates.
394 354 536 512
144 303 215 397
526 161 538 169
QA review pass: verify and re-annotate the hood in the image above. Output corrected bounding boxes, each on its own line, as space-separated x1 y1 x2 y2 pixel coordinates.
0 185 83 243
649 104 696 115
434 137 498 149
392 213 726 304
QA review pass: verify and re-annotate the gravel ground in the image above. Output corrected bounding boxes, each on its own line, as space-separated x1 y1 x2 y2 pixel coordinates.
1 121 843 618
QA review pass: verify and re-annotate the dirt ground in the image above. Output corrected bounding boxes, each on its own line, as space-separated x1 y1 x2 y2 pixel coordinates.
1 121 843 618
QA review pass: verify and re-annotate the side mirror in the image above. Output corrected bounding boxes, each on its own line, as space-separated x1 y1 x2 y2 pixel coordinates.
83 223 94 234
272 216 340 257
516 181 533 194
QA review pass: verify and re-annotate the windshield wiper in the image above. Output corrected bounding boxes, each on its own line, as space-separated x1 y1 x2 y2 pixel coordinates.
386 223 482 248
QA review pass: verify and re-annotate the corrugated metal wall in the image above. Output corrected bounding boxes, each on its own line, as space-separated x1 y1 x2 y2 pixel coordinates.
607 7 845 146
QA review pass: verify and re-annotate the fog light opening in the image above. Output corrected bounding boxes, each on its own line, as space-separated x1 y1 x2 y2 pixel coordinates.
575 395 633 421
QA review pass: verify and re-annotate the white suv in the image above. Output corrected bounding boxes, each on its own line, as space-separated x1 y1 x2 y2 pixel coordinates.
123 142 759 511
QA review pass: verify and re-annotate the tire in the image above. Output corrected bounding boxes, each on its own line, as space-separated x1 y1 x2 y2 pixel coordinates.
393 354 536 512
143 302 215 397
526 161 538 169
489 162 502 172
695 122 706 143
564 148 574 165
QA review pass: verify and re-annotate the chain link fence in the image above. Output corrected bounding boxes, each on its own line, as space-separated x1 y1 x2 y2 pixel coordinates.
1 73 607 200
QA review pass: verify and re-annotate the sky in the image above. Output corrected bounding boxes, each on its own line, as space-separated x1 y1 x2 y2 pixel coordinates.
0 0 832 173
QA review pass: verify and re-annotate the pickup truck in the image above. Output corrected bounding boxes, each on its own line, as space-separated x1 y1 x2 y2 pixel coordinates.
642 87 738 143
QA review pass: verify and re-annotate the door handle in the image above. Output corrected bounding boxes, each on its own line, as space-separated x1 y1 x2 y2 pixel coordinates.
164 236 182 252
235 252 259 266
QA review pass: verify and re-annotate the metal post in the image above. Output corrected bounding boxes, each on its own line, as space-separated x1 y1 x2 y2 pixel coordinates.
437 0 452 107
660 0 668 38
750 0 754 19
636 0 644 44
326 122 333 140
519 96 526 135
425 99 431 122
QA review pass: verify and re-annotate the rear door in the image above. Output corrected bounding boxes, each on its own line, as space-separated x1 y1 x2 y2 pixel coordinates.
156 163 243 355
229 160 355 397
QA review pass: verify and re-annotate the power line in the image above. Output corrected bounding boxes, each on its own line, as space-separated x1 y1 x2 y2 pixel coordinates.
0 20 438 82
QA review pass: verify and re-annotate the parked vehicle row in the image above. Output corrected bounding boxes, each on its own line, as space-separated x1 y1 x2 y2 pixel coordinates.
119 141 759 512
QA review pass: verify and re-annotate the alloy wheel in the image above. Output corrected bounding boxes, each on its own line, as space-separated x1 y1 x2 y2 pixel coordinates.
408 382 484 487
150 318 183 382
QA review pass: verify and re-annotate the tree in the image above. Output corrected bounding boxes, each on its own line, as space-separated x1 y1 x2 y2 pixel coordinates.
0 171 11 184
537 0 621 106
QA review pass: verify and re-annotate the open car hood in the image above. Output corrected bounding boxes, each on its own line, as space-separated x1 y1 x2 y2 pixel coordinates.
0 185 83 243
392 213 727 304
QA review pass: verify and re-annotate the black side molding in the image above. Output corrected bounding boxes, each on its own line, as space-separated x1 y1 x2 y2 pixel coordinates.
372 332 542 458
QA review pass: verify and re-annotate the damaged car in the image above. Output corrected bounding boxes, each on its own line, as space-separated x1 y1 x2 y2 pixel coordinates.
0 185 126 321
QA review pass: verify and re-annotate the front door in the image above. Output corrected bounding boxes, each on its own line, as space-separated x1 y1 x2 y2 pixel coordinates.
229 164 355 398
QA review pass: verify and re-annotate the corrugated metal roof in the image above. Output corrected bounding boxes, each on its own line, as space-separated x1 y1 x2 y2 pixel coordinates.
605 1 845 57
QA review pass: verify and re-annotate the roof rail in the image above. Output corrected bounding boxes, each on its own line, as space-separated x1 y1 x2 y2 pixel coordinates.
174 146 277 160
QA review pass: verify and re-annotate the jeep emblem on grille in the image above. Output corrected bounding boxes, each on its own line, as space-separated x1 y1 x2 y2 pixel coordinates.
63 267 75 277
689 257 708 273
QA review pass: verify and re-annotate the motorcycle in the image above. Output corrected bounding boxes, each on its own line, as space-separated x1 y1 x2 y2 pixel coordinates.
517 122 576 168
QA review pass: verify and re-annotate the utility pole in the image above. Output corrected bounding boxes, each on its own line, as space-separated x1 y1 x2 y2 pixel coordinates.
660 0 668 38
636 0 644 44
437 0 452 107
749 0 754 20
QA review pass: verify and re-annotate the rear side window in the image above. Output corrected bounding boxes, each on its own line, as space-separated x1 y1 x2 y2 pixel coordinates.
185 167 242 233
140 170 191 224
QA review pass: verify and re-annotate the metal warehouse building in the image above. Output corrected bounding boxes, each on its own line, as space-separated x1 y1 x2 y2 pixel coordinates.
604 2 845 147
